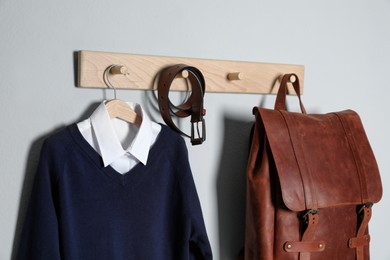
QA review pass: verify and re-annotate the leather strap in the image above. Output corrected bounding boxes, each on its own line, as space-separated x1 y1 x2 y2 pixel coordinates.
284 241 325 253
349 234 370 248
275 73 306 114
158 64 206 145
284 210 322 260
349 203 372 260
300 211 320 260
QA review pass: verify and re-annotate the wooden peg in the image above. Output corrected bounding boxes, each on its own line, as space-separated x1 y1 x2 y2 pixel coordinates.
227 72 244 81
110 65 128 75
280 74 296 83
176 70 189 79
289 75 296 83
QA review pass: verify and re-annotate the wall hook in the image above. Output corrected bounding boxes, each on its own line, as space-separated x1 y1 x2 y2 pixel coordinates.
103 64 126 99
109 65 128 75
279 74 296 83
227 72 245 81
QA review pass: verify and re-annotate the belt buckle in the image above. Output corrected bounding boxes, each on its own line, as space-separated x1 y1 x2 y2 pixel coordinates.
302 209 320 223
358 202 373 214
191 118 206 145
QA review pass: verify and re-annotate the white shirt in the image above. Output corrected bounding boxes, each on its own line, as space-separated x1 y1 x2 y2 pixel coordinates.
77 101 161 174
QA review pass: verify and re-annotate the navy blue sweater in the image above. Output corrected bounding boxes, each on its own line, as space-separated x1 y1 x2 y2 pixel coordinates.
18 124 212 260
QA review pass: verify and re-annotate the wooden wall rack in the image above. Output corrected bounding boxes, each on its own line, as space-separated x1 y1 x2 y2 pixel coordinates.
77 50 304 94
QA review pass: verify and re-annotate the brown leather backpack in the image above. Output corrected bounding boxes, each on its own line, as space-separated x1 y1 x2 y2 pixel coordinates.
244 74 382 260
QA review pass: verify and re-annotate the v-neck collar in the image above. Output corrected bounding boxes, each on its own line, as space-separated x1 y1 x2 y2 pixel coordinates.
69 122 167 186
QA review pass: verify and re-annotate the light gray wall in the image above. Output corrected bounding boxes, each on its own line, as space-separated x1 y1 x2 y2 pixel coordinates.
1 1 389 259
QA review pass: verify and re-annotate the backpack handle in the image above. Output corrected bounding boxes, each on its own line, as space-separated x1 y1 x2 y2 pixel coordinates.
274 73 306 114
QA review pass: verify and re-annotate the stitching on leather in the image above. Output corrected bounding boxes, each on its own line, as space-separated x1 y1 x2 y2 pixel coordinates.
278 110 315 209
333 112 366 203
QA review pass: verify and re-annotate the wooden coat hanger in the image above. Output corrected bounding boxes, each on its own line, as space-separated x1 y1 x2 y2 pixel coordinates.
103 65 142 127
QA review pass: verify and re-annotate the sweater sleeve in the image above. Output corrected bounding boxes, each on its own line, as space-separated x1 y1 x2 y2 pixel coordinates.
177 141 213 260
17 139 61 260
186 177 213 260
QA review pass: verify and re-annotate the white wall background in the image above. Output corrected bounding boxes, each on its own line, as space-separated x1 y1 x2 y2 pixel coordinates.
1 1 389 259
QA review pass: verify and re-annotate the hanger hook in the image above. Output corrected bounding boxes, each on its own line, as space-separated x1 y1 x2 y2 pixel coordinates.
103 64 120 99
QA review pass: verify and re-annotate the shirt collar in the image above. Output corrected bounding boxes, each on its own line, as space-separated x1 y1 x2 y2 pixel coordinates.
90 101 153 167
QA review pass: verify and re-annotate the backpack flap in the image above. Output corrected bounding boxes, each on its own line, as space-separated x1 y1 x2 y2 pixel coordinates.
258 107 382 212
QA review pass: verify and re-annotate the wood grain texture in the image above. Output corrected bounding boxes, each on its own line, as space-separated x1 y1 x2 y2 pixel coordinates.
78 50 304 94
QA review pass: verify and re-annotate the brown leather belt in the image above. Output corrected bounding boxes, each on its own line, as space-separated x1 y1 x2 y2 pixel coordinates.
158 64 206 145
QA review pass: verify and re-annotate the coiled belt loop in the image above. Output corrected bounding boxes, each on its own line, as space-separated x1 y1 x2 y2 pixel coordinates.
158 64 206 145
